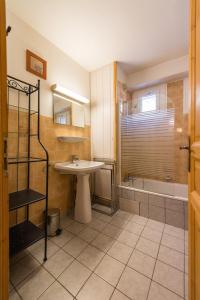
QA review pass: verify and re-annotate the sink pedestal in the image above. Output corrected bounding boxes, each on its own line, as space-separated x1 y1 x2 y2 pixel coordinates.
75 174 92 223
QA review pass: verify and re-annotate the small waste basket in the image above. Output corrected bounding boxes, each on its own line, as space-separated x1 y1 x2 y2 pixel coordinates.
47 208 61 237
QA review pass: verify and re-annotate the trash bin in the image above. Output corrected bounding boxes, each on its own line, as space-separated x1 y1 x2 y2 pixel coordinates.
47 208 61 237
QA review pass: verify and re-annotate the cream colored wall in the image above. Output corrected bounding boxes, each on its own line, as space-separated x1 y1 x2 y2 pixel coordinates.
6 9 90 124
127 55 188 90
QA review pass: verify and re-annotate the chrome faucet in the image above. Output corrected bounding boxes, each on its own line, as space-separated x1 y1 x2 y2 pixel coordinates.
72 155 79 163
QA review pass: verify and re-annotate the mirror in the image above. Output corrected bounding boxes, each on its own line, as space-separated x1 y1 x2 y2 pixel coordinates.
53 94 85 127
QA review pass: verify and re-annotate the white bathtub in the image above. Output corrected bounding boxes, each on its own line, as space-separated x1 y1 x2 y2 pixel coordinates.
121 178 188 201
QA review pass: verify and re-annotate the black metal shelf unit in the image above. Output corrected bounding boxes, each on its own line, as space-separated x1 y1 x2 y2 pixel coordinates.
7 75 49 260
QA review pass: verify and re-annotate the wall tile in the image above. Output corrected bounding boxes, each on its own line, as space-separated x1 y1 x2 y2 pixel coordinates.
166 209 184 229
140 203 149 218
119 198 139 215
184 204 188 230
8 109 91 226
135 191 148 204
149 194 165 208
149 205 165 223
165 198 184 213
127 189 134 200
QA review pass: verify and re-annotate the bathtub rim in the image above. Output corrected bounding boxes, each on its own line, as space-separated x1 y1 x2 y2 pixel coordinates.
118 184 188 202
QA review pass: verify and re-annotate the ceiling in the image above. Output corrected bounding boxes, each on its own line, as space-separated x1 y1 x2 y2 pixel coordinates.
6 0 188 74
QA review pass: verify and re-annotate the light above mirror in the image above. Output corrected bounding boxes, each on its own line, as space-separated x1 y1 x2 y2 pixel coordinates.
51 84 89 104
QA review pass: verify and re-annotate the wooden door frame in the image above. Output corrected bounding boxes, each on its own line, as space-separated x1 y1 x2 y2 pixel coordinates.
0 0 9 299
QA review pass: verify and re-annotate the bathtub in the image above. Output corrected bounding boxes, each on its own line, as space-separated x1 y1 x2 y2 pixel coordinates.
121 177 188 201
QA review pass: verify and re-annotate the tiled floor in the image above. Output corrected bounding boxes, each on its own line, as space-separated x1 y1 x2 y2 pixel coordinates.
9 210 188 300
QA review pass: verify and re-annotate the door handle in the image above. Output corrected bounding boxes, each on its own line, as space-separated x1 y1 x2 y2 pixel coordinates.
179 145 190 150
3 136 8 176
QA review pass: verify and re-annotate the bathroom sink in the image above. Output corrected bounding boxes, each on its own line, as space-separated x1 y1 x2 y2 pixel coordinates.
55 160 104 224
55 160 104 175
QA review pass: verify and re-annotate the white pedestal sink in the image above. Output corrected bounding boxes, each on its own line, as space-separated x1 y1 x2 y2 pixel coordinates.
54 160 104 223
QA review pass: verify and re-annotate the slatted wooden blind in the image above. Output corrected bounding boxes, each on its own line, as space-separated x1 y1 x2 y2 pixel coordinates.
121 109 175 181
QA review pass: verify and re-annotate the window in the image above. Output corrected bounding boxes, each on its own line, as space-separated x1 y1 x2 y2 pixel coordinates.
141 94 157 112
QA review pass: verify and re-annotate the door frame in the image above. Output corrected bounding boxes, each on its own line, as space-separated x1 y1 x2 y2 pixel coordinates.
0 0 9 299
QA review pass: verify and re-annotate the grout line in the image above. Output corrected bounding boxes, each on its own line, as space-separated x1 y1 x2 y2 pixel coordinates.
11 211 187 300
146 219 165 300
108 214 148 299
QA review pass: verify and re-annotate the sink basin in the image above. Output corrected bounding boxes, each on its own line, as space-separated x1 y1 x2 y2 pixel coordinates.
55 160 104 175
55 160 104 223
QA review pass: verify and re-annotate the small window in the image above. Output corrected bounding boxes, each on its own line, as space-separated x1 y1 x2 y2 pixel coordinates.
141 94 156 112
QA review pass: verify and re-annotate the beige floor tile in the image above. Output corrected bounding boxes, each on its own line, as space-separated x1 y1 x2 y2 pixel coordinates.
50 230 75 247
17 267 54 300
63 237 88 258
110 289 130 300
88 219 107 232
117 230 139 248
110 216 129 228
10 250 29 265
39 281 73 300
58 260 91 296
124 221 144 235
108 241 132 264
9 290 21 300
95 255 125 286
92 210 103 219
78 227 99 243
164 224 185 240
27 239 44 252
128 249 156 278
10 254 40 287
136 237 159 258
153 261 184 297
66 221 86 235
161 233 184 253
98 213 113 223
131 215 148 226
43 249 74 278
29 240 59 263
117 266 151 300
158 245 184 272
148 281 183 300
103 224 122 239
91 233 115 252
77 273 114 300
142 227 162 243
146 219 165 232
77 245 104 271
115 210 132 221
60 216 74 229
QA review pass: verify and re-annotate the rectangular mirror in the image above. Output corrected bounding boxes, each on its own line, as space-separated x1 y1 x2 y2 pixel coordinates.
53 94 85 127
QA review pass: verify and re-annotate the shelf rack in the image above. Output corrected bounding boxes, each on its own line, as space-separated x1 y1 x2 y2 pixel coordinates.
7 75 49 260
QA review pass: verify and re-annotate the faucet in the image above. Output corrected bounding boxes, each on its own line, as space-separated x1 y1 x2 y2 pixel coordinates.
72 155 79 163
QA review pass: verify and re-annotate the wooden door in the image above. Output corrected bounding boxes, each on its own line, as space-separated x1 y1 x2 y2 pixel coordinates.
189 0 200 299
0 0 9 299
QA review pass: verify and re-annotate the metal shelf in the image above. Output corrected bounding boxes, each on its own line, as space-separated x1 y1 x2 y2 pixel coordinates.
7 75 49 261
8 157 47 164
9 189 46 211
9 221 44 256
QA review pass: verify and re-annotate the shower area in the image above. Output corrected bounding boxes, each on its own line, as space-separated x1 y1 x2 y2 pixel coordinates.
118 78 189 229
